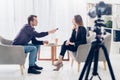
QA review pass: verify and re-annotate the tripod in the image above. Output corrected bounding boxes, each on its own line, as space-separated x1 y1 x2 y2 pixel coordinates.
79 35 116 80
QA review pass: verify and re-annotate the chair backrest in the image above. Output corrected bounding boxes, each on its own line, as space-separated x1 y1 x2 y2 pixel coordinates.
87 32 96 43
0 36 12 45
0 36 2 43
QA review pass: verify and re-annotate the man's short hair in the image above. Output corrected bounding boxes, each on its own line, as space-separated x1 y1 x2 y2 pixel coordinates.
28 15 37 24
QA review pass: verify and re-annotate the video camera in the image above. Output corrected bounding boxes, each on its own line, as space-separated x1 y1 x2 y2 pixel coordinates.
88 1 111 18
88 1 111 36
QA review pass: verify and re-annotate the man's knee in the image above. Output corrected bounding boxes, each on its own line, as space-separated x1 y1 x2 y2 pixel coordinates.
31 46 37 52
34 45 40 52
35 45 40 48
34 45 40 49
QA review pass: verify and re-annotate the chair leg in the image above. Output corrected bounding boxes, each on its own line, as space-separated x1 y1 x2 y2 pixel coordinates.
78 62 80 72
20 65 24 75
71 58 74 67
22 65 25 69
103 61 106 70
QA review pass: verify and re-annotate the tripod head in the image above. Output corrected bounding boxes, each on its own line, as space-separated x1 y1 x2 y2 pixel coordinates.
94 18 106 35
93 17 106 43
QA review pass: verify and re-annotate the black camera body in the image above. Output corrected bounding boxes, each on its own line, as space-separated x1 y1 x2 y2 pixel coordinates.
96 1 111 18
88 1 111 18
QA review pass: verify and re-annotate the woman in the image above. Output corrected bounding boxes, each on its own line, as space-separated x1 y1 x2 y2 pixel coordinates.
53 15 87 71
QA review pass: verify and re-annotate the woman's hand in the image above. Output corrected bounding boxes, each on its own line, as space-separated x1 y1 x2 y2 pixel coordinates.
65 40 70 46
70 42 75 45
65 40 75 46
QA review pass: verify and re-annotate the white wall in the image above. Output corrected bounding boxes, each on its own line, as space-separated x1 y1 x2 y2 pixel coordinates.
0 0 120 43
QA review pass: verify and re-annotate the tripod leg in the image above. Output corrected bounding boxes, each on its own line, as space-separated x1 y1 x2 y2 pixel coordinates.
90 76 93 80
85 53 94 80
85 46 100 79
92 47 99 75
79 45 95 80
97 74 102 80
101 45 116 80
90 74 102 80
85 46 99 79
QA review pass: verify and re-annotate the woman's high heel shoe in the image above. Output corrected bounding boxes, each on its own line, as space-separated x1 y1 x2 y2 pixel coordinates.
53 63 63 71
53 56 63 66
53 62 61 66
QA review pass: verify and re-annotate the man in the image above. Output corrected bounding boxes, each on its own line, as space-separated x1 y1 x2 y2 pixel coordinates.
12 15 57 74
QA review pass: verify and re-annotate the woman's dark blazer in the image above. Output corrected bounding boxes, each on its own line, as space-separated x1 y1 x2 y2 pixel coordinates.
69 26 87 48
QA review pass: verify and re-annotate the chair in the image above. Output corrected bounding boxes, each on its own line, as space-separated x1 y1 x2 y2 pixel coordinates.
70 33 111 72
0 36 26 75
